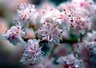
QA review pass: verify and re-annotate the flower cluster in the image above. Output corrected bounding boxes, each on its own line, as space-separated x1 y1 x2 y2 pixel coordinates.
39 4 61 24
2 0 96 68
2 25 25 45
82 31 96 54
17 3 36 22
20 39 43 64
37 23 62 45
16 3 38 28
57 53 84 68
58 0 93 33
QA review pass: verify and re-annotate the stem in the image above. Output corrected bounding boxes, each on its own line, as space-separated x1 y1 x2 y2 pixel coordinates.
48 45 57 59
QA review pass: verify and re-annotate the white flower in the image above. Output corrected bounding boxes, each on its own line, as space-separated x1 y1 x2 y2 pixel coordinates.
40 4 61 24
37 23 62 45
58 1 92 34
17 3 36 22
82 31 96 54
20 39 43 64
73 0 95 12
2 25 25 45
84 30 96 42
57 53 83 68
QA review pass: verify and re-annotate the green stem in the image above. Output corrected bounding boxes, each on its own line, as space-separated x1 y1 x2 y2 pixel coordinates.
48 45 57 59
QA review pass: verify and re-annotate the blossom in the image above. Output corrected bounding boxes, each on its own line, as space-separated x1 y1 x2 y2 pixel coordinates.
2 25 25 45
57 53 84 68
37 23 62 45
39 3 61 24
17 3 36 21
16 3 38 28
82 31 96 54
83 30 96 42
58 1 92 34
73 0 95 12
71 30 96 55
20 39 43 64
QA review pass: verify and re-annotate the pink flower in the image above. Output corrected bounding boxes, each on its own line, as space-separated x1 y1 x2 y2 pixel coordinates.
37 23 62 45
57 53 84 68
2 25 25 45
58 1 92 34
20 39 43 64
40 5 60 24
17 3 36 21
